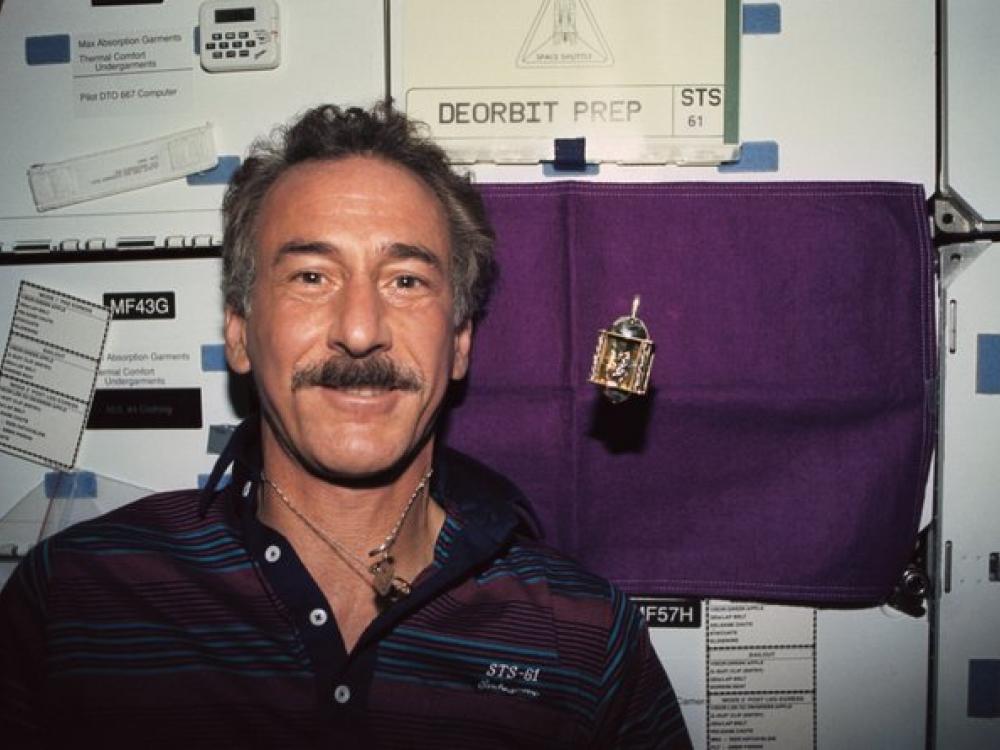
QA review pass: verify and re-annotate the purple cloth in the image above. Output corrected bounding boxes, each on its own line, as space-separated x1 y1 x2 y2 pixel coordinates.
442 182 936 605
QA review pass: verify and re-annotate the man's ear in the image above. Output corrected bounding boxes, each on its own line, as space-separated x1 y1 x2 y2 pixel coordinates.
451 319 473 380
224 306 252 375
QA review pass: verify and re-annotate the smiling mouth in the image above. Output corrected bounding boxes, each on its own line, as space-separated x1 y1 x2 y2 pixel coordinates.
335 386 393 397
316 386 403 415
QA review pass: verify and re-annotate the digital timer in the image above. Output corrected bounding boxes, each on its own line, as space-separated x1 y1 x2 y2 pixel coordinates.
199 0 280 73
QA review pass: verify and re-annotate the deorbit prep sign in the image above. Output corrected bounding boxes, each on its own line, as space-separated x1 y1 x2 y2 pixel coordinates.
396 0 739 164
73 29 193 116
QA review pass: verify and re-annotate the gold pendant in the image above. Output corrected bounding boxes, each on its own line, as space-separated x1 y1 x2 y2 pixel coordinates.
370 556 395 597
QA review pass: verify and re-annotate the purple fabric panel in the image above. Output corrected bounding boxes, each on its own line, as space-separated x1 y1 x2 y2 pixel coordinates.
440 190 576 546
443 182 935 605
463 190 570 388
440 391 574 549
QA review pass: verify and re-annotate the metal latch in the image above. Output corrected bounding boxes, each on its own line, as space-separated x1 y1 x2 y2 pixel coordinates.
886 528 931 618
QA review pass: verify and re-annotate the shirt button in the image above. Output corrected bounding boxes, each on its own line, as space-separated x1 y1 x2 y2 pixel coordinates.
241 480 253 498
264 545 281 563
333 684 351 704
309 608 328 626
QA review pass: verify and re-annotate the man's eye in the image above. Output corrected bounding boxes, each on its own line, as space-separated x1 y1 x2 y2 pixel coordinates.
295 271 324 284
394 275 424 290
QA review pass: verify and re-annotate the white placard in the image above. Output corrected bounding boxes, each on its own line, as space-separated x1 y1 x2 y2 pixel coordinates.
27 124 216 212
706 602 817 750
395 0 740 164
73 29 194 117
0 283 110 469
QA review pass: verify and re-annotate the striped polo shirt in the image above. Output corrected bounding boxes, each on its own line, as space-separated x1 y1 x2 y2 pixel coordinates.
0 419 691 748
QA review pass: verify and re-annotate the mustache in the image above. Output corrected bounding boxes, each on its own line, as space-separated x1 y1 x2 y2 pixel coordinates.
291 355 422 392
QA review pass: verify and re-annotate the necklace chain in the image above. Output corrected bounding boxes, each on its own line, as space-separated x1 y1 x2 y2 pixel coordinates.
260 467 433 605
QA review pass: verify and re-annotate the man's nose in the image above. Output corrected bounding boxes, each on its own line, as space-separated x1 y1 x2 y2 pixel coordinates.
328 278 391 358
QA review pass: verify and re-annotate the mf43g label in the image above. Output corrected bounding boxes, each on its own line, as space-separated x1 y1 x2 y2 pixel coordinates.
630 597 702 628
103 291 175 320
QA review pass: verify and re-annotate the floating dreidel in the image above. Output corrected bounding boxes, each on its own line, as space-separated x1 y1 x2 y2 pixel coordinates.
588 295 655 404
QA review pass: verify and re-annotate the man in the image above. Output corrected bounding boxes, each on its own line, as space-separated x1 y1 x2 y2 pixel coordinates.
0 103 691 748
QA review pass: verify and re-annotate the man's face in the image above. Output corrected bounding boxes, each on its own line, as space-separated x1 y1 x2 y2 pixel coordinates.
224 155 472 480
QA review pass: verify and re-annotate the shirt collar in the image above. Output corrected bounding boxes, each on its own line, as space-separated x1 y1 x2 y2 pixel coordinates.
197 416 542 542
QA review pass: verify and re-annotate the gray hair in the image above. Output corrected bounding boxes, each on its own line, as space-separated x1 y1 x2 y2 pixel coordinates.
221 102 497 325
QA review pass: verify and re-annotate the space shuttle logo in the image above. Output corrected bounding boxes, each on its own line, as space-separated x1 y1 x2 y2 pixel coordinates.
517 0 613 68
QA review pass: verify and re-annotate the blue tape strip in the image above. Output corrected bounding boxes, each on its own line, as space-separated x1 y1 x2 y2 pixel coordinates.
187 156 241 186
201 343 228 372
977 334 1000 394
743 4 782 34
198 472 232 490
717 141 780 173
44 471 98 499
550 138 589 172
969 660 1000 717
207 424 237 455
25 34 71 65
